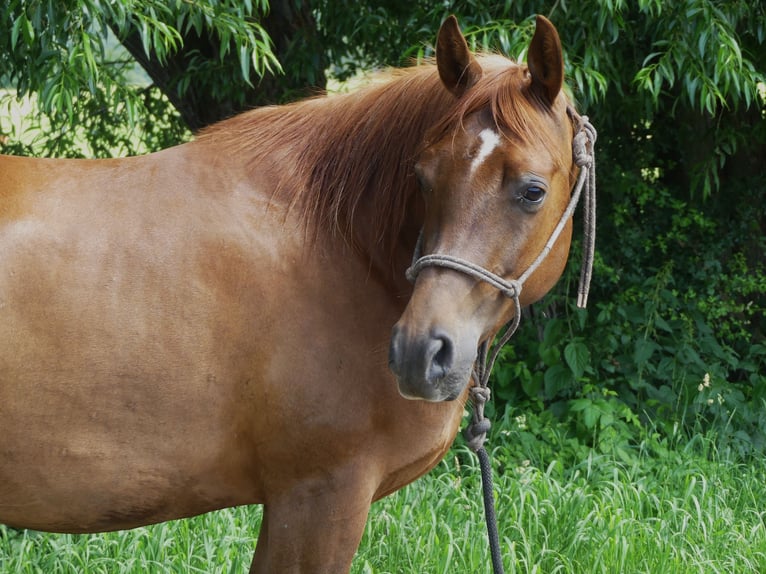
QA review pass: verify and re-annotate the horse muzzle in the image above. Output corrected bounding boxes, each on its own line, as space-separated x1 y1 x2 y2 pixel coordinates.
388 324 476 402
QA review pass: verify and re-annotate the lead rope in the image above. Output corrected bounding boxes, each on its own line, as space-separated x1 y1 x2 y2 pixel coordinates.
406 111 596 574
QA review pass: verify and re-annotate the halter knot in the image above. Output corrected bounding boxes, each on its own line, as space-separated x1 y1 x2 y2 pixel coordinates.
573 129 593 168
463 416 492 451
469 384 491 405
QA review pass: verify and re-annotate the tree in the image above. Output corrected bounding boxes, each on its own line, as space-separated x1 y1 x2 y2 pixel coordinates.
0 0 319 155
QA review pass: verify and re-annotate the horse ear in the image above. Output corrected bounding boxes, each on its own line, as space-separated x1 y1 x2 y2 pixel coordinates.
436 15 482 97
527 15 564 106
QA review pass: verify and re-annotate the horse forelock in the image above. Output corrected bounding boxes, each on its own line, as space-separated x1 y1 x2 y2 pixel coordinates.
426 57 573 168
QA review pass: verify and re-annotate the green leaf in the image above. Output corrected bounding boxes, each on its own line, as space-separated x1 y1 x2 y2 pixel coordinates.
11 15 23 50
569 398 599 429
544 364 575 399
686 76 699 107
653 314 673 334
564 340 591 379
239 44 251 84
521 372 543 399
697 29 708 59
634 338 659 368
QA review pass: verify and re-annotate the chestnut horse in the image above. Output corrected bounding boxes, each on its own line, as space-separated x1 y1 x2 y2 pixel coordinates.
0 15 587 573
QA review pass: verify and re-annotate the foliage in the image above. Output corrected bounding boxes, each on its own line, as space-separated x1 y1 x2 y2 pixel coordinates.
491 171 766 461
0 0 279 156
4 0 279 98
3 1 764 151
0 84 188 158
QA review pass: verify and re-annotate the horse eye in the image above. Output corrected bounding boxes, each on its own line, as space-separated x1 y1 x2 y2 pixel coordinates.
522 185 546 204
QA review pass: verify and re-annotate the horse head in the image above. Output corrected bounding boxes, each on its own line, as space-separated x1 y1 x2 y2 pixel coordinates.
389 15 580 401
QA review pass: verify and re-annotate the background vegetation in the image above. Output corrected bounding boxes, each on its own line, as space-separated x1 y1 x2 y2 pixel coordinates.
1 0 765 571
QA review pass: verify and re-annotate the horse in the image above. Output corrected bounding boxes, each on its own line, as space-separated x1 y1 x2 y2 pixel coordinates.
0 15 590 573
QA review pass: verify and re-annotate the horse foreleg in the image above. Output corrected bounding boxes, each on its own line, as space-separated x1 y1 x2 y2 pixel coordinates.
249 477 374 574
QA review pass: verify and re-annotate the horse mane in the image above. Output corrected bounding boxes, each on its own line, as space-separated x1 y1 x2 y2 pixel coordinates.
197 55 570 267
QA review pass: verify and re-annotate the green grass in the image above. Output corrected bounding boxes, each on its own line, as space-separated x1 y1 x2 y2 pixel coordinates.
356 442 766 574
3 434 766 573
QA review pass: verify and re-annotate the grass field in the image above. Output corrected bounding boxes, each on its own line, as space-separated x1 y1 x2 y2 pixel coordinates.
2 434 766 573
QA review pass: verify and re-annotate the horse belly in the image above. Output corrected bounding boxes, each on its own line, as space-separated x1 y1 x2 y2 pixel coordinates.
0 372 261 532
0 351 248 532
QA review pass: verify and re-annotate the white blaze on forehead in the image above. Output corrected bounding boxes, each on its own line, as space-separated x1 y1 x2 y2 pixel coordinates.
470 128 501 175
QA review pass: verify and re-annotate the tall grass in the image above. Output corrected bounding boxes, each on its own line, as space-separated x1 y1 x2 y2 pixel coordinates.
0 509 257 573
357 441 766 573
4 431 766 573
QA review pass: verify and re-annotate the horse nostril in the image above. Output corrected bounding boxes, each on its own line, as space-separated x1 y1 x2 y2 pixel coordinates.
426 331 455 384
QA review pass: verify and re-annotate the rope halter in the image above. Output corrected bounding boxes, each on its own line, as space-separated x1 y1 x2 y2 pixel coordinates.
406 109 597 452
